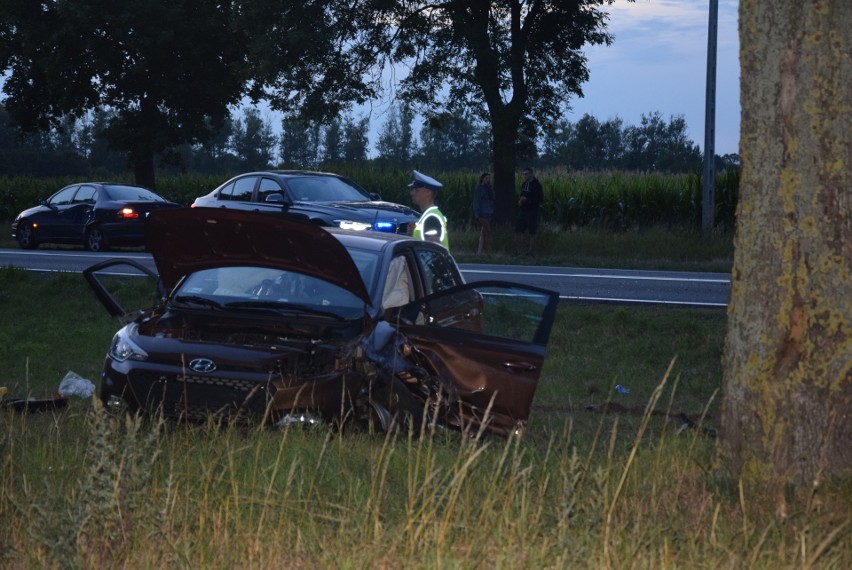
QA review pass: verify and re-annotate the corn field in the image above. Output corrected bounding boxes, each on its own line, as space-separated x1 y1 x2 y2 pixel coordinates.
0 168 740 231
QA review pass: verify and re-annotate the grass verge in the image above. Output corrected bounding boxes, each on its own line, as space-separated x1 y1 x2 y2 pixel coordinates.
2 269 849 568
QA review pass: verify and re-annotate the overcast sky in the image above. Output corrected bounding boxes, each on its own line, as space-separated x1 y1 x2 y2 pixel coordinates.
569 0 740 155
354 0 741 157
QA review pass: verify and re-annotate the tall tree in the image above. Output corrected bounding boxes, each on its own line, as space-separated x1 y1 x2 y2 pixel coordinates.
232 108 277 170
418 111 490 171
252 1 621 222
322 118 344 164
341 116 369 163
371 1 618 221
375 105 415 167
280 116 322 168
720 0 852 487
0 0 249 189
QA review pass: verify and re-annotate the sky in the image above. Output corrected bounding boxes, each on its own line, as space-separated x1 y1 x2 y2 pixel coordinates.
568 0 740 155
1 0 741 158
352 0 741 157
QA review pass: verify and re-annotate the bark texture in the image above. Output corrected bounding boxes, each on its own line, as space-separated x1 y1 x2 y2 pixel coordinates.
720 0 852 484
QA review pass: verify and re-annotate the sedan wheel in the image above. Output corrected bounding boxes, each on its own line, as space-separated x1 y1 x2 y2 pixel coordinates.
85 227 109 252
16 223 38 249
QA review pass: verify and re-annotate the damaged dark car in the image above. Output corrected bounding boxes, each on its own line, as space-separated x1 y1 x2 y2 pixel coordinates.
84 209 559 436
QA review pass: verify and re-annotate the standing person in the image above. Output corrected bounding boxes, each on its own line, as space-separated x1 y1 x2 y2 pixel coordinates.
472 172 494 255
515 166 544 255
408 170 449 250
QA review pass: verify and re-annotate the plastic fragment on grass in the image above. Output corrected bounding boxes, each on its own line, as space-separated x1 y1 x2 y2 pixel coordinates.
58 371 96 399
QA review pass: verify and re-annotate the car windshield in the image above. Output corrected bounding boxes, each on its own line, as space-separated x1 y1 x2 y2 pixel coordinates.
103 185 166 202
347 247 380 298
173 266 369 317
286 176 371 202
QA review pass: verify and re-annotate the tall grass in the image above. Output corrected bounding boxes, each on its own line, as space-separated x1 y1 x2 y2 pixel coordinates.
3 383 849 568
1 268 849 567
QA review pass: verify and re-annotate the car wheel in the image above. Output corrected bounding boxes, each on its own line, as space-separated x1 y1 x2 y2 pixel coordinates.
85 227 110 252
373 377 425 436
16 223 38 249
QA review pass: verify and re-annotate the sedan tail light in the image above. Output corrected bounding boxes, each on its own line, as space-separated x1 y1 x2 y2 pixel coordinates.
119 207 140 219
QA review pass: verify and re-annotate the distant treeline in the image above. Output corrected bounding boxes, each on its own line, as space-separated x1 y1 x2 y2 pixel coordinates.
1 103 740 178
1 168 740 232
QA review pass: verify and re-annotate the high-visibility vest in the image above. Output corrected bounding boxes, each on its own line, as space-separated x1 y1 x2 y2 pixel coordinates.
413 205 449 250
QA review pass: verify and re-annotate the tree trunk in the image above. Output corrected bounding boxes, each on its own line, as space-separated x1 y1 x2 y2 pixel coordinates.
719 0 852 486
132 152 157 191
485 99 524 226
491 122 518 226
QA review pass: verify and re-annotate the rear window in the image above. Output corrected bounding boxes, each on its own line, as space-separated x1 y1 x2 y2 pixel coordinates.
103 185 165 202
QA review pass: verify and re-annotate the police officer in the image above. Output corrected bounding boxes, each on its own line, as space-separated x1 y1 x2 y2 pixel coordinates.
408 170 449 250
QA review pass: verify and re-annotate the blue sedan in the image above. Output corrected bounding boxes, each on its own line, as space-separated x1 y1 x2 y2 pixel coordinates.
11 182 180 251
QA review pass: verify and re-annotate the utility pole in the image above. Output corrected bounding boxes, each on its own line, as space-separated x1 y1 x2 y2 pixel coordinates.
702 0 718 232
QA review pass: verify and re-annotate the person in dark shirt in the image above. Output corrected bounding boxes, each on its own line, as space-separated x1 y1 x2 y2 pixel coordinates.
472 172 494 255
515 166 543 255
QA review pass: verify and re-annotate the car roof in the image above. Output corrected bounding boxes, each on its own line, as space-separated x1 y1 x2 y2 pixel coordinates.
64 182 147 187
230 170 349 179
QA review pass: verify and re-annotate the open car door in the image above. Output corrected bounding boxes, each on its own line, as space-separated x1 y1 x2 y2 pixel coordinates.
389 280 559 436
83 258 165 321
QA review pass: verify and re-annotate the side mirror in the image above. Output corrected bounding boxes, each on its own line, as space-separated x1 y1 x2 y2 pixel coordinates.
369 192 382 201
265 193 285 203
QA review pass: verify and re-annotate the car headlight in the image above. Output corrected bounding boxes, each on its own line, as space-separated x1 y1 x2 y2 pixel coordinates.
108 325 148 362
337 220 373 231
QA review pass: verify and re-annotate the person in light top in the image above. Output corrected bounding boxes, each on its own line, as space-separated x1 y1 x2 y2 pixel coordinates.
408 170 449 250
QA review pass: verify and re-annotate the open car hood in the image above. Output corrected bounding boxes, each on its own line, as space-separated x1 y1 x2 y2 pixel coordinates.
145 208 372 304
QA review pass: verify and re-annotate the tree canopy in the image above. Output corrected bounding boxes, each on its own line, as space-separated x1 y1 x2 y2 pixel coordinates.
254 0 623 221
0 0 250 188
3 1 629 199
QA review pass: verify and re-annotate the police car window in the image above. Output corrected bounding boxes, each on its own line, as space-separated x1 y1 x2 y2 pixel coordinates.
231 177 257 201
217 181 236 200
414 248 460 295
257 178 285 202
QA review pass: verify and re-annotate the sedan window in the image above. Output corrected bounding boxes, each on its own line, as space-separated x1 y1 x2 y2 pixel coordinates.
257 178 286 203
217 181 236 200
49 186 78 206
72 185 97 203
230 177 257 201
415 248 461 295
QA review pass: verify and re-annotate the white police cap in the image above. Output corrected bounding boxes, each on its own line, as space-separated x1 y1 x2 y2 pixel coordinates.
408 170 443 192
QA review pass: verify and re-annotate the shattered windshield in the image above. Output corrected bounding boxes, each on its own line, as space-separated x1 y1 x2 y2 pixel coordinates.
174 266 367 317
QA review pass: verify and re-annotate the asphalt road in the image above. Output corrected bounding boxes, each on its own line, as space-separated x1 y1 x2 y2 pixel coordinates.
0 249 730 307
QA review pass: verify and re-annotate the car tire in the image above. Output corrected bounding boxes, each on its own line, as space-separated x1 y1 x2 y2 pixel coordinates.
85 227 110 252
381 377 426 436
16 223 38 249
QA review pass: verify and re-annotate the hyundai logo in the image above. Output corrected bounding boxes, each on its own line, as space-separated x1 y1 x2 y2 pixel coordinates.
188 358 217 373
